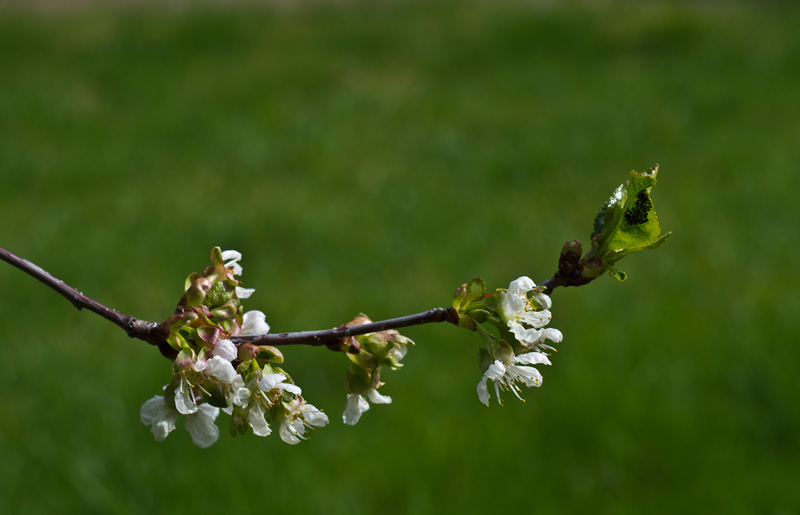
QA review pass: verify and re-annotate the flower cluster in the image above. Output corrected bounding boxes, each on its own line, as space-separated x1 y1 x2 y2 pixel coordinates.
339 314 413 425
476 276 563 406
452 275 563 407
140 248 328 447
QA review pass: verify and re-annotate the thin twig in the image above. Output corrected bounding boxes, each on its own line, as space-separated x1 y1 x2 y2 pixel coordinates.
0 245 167 345
0 245 462 355
231 308 458 349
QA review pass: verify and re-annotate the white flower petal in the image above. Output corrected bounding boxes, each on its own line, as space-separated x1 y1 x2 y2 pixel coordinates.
388 344 408 362
140 396 178 441
185 404 220 448
343 394 369 425
508 276 535 295
301 404 329 427
220 250 242 262
502 293 526 318
535 292 552 310
366 388 392 405
519 309 552 329
485 360 506 381
235 286 255 299
206 356 237 384
477 377 491 407
248 405 271 437
540 328 563 344
212 339 237 362
233 387 252 408
175 382 198 415
277 382 302 396
514 351 552 366
508 364 544 387
259 372 288 392
279 419 303 445
242 310 270 335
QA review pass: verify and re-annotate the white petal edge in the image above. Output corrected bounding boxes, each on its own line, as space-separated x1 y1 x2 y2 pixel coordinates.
185 404 221 448
366 388 392 405
343 394 369 425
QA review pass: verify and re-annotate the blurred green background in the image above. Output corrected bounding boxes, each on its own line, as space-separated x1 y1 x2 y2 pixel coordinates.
1 1 798 513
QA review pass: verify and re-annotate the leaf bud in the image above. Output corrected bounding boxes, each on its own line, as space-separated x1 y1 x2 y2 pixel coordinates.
558 240 583 276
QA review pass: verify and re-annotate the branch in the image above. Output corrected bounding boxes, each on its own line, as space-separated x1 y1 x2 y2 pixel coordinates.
1 245 571 356
0 245 461 356
0 245 168 347
231 308 458 350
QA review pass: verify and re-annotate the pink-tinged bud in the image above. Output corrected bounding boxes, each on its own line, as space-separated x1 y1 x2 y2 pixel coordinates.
185 277 212 307
238 343 260 362
197 326 220 347
346 314 373 327
173 349 196 372
212 303 237 322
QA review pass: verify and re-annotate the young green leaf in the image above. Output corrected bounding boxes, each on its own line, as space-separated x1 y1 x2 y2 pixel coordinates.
587 165 671 278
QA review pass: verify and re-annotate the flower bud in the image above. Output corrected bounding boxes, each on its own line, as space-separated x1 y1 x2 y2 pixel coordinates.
238 343 261 362
197 326 220 347
558 240 583 276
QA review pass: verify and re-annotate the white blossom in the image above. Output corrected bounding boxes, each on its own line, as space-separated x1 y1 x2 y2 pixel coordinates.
140 394 221 448
477 351 552 407
279 399 329 445
232 372 302 437
502 276 552 330
342 388 392 425
241 310 270 335
174 350 237 415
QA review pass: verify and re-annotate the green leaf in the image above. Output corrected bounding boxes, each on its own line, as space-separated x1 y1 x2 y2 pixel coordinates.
452 284 467 310
588 164 671 268
466 276 486 303
607 266 627 282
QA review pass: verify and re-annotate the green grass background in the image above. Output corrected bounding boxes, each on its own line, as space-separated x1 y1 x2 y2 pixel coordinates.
1 1 798 513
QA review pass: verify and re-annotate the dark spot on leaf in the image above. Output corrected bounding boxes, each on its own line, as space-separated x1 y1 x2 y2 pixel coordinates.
624 191 652 225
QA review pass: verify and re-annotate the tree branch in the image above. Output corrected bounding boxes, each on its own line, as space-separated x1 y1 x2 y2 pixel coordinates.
1 244 575 357
0 245 461 356
231 308 458 350
0 245 168 347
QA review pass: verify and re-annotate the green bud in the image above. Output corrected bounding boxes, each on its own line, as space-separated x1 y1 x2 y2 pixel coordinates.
257 345 284 364
210 246 224 268
204 281 235 309
452 284 467 309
